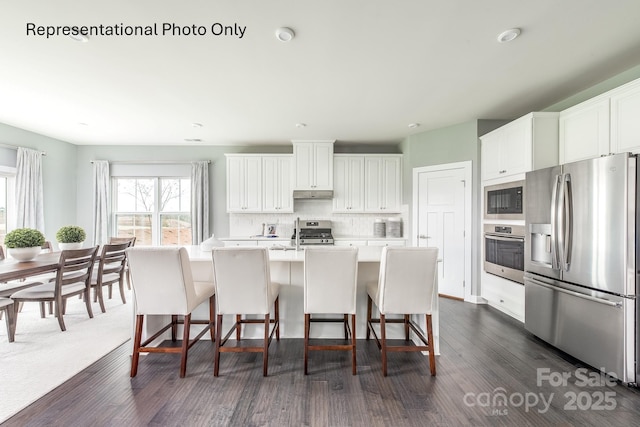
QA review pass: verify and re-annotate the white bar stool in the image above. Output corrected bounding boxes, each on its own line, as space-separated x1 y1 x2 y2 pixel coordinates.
366 247 438 376
304 246 358 375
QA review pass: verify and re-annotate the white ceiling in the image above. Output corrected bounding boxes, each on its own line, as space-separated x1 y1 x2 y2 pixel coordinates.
2 1 640 146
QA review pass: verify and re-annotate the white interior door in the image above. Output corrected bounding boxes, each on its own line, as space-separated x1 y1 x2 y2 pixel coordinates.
414 164 468 299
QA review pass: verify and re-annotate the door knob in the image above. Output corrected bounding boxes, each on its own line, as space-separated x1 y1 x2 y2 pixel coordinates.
418 234 430 239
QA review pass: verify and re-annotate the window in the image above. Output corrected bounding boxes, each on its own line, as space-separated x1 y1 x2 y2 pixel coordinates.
0 168 16 244
113 177 191 246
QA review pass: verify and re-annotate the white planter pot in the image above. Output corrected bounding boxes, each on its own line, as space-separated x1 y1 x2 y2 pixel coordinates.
58 242 84 250
8 246 41 262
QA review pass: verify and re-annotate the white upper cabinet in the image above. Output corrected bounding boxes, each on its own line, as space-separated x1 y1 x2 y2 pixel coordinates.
559 96 610 164
481 112 559 181
560 78 640 164
364 155 402 212
333 155 365 212
262 155 293 212
293 140 334 190
610 79 640 155
226 155 262 212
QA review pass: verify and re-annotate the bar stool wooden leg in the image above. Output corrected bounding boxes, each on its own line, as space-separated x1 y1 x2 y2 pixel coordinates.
171 315 178 341
366 296 372 340
427 314 436 376
381 314 387 377
131 314 144 377
236 314 242 340
214 314 223 377
404 314 410 340
304 313 310 375
209 295 216 342
179 314 191 378
351 314 356 375
275 297 280 340
263 314 270 377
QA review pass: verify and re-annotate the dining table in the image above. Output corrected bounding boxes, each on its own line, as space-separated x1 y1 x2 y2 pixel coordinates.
0 251 61 297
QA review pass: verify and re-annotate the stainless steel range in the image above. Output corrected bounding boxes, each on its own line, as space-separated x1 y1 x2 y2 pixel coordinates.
291 220 334 245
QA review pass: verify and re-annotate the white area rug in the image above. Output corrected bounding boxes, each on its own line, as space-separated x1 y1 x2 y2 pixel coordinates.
0 291 132 423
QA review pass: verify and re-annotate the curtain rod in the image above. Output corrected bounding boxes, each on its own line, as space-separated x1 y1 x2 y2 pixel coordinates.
0 143 47 156
90 160 211 164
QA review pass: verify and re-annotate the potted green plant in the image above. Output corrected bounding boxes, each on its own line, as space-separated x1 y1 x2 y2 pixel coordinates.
4 228 46 261
56 225 86 250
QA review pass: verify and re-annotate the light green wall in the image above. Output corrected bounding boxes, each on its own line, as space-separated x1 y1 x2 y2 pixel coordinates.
400 120 485 295
0 123 77 244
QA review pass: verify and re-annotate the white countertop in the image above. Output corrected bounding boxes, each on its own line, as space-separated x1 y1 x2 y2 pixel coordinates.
219 236 405 241
183 245 384 263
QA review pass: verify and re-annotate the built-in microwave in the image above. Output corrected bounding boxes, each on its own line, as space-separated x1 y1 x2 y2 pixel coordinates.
484 180 525 221
484 224 525 284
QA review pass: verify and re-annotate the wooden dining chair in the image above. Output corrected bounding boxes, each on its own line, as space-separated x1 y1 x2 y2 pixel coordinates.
366 247 439 376
0 297 16 342
304 247 358 375
211 247 280 377
109 236 136 290
90 242 131 313
0 244 55 317
11 247 99 332
127 247 216 378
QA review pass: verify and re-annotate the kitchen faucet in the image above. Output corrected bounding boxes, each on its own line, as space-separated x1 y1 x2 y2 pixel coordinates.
295 217 301 251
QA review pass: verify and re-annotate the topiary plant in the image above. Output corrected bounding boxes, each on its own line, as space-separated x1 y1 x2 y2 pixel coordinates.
55 225 86 243
4 228 46 248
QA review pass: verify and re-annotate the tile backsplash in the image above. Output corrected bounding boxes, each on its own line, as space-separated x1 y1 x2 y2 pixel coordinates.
228 199 408 238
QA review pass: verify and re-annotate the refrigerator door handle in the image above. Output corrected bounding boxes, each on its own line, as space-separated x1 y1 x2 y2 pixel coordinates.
562 173 573 271
526 276 623 308
550 174 562 271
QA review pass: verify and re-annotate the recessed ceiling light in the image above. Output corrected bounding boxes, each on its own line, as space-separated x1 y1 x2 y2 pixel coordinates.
78 122 89 126
276 27 295 42
69 34 89 43
184 138 202 142
408 123 420 128
295 123 306 128
497 28 521 43
191 122 203 128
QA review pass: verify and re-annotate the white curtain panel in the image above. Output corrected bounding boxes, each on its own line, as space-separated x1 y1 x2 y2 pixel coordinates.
92 160 110 245
15 147 45 231
191 161 209 244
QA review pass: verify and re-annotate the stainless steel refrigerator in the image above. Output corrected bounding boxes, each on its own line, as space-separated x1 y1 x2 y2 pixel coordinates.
524 152 638 384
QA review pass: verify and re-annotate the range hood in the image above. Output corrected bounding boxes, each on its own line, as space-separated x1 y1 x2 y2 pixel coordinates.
292 190 334 199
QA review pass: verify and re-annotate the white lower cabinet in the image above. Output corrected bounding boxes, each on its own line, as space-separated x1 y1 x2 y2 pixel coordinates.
333 239 406 247
223 240 258 247
366 240 406 247
256 240 291 248
333 240 367 247
481 271 524 322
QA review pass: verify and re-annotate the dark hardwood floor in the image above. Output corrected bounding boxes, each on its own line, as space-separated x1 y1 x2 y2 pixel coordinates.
5 298 640 426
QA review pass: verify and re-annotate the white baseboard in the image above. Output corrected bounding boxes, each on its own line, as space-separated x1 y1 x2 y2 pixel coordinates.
465 295 487 304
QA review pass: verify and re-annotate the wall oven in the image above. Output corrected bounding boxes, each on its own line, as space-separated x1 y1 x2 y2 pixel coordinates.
484 180 525 220
484 224 525 284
